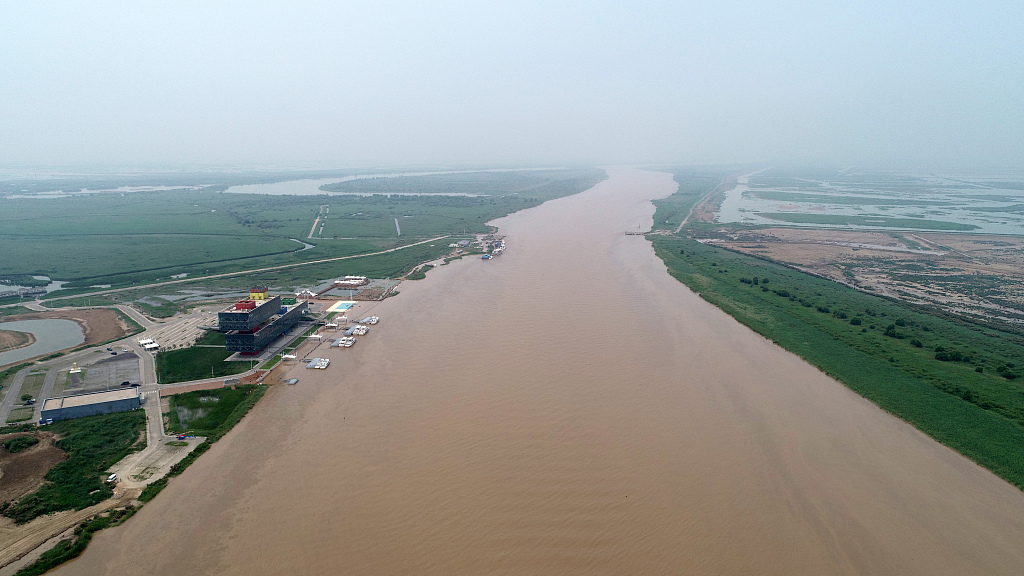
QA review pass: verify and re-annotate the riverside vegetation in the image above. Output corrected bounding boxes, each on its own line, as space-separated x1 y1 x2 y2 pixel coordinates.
1 411 147 524
7 387 265 575
140 385 267 503
650 171 1024 489
0 169 604 298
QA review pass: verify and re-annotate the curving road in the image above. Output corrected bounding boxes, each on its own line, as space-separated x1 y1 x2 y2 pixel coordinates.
0 235 449 310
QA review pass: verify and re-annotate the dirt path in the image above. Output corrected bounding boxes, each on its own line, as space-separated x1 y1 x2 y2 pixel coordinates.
0 491 138 569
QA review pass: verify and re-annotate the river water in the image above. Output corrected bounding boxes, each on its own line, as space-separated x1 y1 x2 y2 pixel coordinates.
55 168 1024 575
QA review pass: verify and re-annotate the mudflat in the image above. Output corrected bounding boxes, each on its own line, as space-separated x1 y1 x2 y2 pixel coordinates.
53 169 1024 575
2 309 130 349
0 330 34 353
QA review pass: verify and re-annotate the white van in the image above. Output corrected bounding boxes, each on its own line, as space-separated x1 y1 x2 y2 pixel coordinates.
107 473 118 483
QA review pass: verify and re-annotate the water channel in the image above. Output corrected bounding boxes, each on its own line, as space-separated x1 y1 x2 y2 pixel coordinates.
55 169 1024 575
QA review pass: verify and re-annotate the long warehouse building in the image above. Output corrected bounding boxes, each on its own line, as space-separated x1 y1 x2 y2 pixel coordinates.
40 388 142 422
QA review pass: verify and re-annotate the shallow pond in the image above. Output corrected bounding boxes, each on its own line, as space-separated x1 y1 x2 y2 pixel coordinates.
0 319 85 366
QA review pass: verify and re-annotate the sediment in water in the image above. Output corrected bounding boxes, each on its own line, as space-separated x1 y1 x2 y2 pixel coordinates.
51 168 1024 576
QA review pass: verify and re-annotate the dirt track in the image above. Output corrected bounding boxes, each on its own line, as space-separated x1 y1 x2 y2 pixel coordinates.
0 491 139 570
0 429 141 570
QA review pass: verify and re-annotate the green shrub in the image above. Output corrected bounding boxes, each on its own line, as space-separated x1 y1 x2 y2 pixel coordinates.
3 436 39 454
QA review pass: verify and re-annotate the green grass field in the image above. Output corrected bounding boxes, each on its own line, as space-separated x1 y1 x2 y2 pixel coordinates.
17 373 46 403
1 170 604 292
6 407 34 423
166 386 260 435
155 346 250 384
650 234 1024 489
194 330 226 346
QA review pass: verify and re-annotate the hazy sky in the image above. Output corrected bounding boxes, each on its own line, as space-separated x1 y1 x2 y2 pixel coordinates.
1 1 1022 169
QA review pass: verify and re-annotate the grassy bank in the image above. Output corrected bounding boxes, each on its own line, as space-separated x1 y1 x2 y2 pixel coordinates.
649 170 724 232
155 346 250 384
0 306 35 317
166 386 259 435
140 385 267 502
2 411 147 523
650 235 1024 489
11 385 267 575
14 506 138 576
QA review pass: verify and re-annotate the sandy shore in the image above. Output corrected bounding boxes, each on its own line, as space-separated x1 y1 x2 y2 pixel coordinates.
0 330 35 354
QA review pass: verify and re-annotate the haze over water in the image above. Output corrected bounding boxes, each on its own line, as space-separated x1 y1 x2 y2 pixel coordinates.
56 169 1024 575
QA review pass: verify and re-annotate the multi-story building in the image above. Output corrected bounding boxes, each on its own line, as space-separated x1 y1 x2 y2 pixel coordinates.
218 292 308 354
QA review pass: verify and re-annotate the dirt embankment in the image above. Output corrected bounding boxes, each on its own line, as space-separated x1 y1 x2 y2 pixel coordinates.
0 432 65 505
0 330 35 354
1 309 132 351
690 176 736 224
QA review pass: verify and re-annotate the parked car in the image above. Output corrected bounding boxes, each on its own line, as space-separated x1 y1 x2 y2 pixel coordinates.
106 347 112 351
121 381 131 386
130 383 141 387
110 351 117 355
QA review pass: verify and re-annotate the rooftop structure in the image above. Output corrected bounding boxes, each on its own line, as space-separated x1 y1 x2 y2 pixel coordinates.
41 388 141 422
225 300 308 354
306 358 330 369
218 295 283 332
334 276 369 288
250 284 270 300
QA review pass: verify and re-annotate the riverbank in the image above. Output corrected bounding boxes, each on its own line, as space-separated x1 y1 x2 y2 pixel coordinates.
47 168 1024 576
650 234 1024 489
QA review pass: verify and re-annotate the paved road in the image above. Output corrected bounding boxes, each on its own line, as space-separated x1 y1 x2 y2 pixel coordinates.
0 369 29 425
19 301 159 330
32 369 59 422
0 234 449 310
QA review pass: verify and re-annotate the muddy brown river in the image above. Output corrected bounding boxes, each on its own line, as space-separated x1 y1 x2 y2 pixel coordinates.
55 168 1024 575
